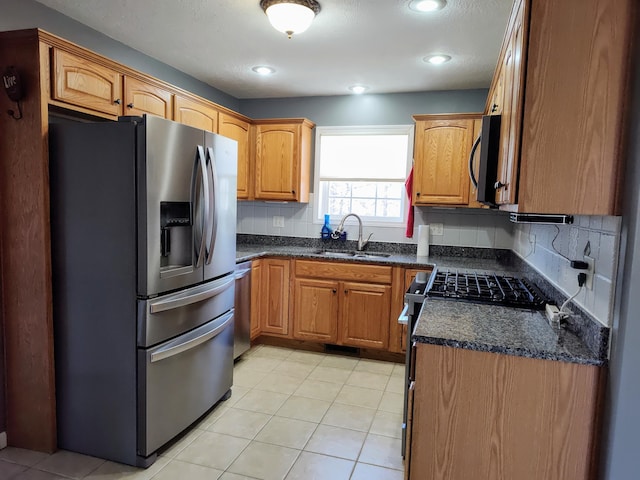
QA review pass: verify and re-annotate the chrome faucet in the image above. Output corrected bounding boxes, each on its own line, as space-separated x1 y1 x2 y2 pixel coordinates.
332 213 373 251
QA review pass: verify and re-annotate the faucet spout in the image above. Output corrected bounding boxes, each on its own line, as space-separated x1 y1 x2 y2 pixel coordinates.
333 213 372 251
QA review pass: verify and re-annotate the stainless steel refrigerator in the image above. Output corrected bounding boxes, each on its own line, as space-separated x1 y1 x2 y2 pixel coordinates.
49 115 237 467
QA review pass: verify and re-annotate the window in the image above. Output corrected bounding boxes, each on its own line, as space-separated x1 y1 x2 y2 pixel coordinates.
314 125 414 225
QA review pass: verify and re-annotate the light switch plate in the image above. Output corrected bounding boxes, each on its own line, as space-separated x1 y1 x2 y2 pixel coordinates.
272 216 285 228
430 223 444 236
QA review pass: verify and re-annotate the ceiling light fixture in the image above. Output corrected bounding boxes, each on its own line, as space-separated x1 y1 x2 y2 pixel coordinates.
409 0 446 12
349 85 369 94
260 0 321 39
252 65 276 75
424 54 451 65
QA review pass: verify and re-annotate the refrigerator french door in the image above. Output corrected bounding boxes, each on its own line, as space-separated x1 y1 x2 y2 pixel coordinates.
50 115 237 467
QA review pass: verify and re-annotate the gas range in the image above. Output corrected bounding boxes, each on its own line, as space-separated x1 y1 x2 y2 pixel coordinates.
427 269 546 310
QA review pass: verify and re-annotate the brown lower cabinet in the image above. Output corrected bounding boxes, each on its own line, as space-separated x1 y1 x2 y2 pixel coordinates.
291 261 392 350
406 343 604 480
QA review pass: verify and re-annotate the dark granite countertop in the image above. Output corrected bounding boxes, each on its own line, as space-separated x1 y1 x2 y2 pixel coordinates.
234 235 608 367
413 299 604 366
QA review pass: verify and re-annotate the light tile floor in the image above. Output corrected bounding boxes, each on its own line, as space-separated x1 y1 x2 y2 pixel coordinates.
0 345 406 480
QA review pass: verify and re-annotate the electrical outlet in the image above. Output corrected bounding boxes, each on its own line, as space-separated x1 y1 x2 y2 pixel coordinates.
430 223 444 236
584 255 595 290
272 216 285 228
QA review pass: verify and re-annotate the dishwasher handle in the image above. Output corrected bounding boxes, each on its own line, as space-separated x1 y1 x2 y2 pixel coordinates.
398 303 409 325
235 267 251 280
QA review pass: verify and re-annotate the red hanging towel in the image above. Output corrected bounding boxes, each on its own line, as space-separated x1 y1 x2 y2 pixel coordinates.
405 166 414 238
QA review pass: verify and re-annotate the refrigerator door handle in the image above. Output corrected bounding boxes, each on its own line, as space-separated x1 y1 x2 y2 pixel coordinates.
205 147 219 265
148 275 234 314
150 310 234 363
192 146 210 268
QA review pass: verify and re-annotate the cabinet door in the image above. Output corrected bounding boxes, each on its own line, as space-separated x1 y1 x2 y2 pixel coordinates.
250 260 262 340
340 282 391 349
413 119 474 205
219 113 252 199
468 118 487 209
123 77 173 119
173 95 218 133
52 48 122 116
496 0 525 205
255 124 299 201
260 259 290 336
293 278 339 343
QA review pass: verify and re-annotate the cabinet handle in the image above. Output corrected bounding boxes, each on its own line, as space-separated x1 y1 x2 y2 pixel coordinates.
127 102 134 109
344 289 348 294
491 103 499 113
494 181 506 189
113 98 121 105
416 192 421 196
292 189 296 195
332 289 337 294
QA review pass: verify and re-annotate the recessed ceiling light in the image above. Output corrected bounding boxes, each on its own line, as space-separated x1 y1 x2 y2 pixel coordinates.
409 0 446 12
349 85 369 94
424 54 451 65
252 65 276 75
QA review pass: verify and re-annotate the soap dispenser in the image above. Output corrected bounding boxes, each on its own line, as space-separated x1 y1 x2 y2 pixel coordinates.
321 214 332 239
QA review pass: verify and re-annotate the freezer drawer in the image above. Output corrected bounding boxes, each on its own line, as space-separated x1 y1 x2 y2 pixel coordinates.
137 310 234 456
138 274 235 347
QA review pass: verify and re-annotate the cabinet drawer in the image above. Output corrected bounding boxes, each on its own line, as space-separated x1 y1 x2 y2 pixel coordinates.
294 260 392 284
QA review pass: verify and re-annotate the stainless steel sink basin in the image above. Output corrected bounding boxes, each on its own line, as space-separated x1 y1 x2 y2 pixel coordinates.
312 249 390 258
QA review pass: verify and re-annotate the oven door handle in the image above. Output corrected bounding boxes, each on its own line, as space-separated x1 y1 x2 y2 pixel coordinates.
398 303 409 325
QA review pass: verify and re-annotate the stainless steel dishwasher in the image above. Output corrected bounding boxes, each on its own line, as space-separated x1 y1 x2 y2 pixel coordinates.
233 261 252 359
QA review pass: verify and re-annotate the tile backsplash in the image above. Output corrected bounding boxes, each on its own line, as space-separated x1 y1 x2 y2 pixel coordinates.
512 216 621 327
237 195 514 248
236 198 619 328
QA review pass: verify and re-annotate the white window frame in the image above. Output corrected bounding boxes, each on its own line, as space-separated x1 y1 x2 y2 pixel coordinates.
313 125 415 227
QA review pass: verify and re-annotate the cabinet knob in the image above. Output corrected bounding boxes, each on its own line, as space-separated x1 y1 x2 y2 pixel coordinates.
292 189 296 195
494 181 506 189
127 103 134 109
416 192 421 196
344 289 348 294
113 98 121 105
332 289 337 294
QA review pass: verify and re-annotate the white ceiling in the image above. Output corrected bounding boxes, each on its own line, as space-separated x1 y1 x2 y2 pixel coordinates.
34 0 512 99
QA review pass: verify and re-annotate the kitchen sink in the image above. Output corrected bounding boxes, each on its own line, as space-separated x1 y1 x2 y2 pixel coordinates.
311 249 391 258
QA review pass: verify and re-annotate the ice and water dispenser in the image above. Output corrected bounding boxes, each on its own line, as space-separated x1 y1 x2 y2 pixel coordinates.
160 201 192 271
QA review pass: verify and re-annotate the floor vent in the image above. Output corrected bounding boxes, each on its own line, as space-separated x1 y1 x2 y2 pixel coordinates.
324 344 359 356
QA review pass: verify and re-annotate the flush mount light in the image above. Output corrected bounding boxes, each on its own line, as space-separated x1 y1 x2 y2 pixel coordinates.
349 85 369 94
260 0 321 39
409 0 446 12
252 65 276 75
424 54 452 65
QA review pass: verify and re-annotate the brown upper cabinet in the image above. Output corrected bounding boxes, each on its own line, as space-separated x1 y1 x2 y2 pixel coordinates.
52 48 123 117
486 0 635 215
219 112 252 200
412 114 479 206
173 94 219 133
123 77 173 119
253 118 314 202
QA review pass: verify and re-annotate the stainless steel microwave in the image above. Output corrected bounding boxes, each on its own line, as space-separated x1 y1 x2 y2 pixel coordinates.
469 114 501 207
